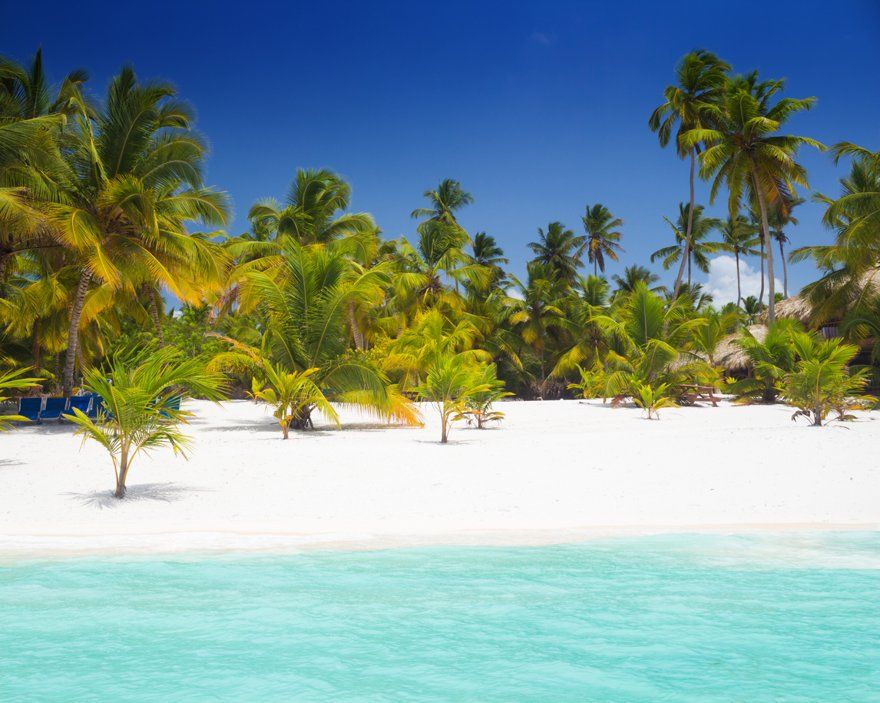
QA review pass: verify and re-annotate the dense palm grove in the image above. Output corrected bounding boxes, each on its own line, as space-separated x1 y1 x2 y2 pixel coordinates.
2 48 879 440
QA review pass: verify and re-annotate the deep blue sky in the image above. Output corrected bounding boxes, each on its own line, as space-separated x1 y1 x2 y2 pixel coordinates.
4 0 880 298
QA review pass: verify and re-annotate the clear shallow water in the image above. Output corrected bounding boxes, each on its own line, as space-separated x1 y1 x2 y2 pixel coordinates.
1 533 879 702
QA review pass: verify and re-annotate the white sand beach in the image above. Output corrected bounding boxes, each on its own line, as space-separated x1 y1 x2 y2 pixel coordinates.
1 399 879 556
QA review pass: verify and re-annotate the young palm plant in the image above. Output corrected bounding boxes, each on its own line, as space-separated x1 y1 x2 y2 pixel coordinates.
632 380 678 420
417 352 492 443
250 363 338 438
453 363 512 429
783 332 869 426
66 348 226 498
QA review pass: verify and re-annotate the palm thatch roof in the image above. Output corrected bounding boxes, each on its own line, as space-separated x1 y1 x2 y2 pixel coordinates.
715 324 767 372
770 295 813 323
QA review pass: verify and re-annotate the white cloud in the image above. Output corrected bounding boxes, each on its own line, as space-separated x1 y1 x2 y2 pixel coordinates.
703 255 782 305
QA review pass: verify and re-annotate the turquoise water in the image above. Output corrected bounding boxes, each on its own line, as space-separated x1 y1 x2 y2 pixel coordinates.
1 533 879 702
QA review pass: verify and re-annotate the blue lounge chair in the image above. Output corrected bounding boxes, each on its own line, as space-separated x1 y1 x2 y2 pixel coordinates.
86 394 110 420
158 394 182 418
40 396 68 422
65 395 92 418
17 397 42 423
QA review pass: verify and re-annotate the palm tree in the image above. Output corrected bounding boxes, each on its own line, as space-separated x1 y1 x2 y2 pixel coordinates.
791 144 880 323
66 348 226 498
611 265 661 295
249 363 338 439
719 214 761 308
214 239 419 428
582 203 623 275
469 232 508 291
768 196 803 298
649 50 730 299
741 295 764 324
650 203 721 288
417 351 492 443
683 74 822 322
247 169 375 246
527 222 584 285
47 66 230 395
411 178 473 227
0 367 41 429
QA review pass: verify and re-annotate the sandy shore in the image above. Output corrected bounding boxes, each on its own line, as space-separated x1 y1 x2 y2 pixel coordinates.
1 398 878 556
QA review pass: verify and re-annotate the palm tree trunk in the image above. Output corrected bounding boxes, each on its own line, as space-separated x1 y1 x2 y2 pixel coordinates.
673 150 697 299
115 447 129 499
347 302 365 350
735 252 742 309
752 165 776 323
62 268 92 396
32 320 42 372
758 239 765 305
778 239 788 298
687 252 692 287
148 287 165 346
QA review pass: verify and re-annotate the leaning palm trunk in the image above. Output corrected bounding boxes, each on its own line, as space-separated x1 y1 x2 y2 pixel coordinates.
115 446 131 499
347 302 365 351
62 268 92 396
751 164 776 322
672 150 697 299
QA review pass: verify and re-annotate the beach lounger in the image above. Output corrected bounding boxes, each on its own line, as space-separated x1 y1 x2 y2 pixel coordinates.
86 394 108 419
65 395 92 418
158 394 182 417
40 396 68 422
16 397 42 422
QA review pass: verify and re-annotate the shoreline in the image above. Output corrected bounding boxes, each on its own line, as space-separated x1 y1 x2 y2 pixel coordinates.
2 522 878 560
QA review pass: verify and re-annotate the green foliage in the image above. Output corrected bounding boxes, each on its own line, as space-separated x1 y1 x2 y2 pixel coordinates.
417 352 494 443
631 380 678 419
726 320 802 403
782 332 869 426
250 363 339 438
453 363 512 429
65 348 226 498
0 367 42 429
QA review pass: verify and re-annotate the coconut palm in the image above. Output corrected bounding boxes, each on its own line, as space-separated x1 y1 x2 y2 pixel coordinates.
247 169 375 246
65 348 226 498
45 66 230 395
411 178 473 227
468 232 508 292
249 363 338 439
582 203 623 275
649 50 730 298
783 331 869 426
213 239 419 428
650 203 721 288
611 265 661 295
768 196 803 298
718 214 761 308
682 74 823 322
417 351 492 443
452 363 511 428
527 222 584 285
791 144 880 322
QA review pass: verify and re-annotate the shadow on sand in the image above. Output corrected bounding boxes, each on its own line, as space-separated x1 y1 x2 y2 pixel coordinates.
66 482 202 510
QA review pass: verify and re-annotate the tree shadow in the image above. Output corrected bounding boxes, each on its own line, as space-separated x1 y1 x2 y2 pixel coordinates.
65 482 203 510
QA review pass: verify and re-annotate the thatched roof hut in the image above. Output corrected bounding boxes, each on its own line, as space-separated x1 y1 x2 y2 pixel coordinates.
770 295 813 323
716 324 767 373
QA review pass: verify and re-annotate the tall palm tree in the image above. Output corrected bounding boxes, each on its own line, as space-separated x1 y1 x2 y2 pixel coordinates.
768 196 803 298
527 222 584 285
791 143 880 322
50 66 230 395
469 231 508 291
411 178 473 227
611 265 661 295
247 169 375 246
649 50 730 298
582 203 623 275
719 214 761 308
683 74 822 322
650 203 721 288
